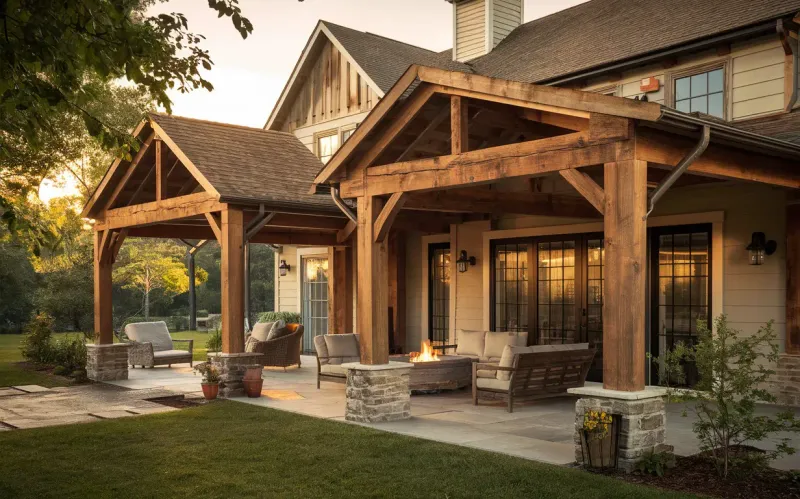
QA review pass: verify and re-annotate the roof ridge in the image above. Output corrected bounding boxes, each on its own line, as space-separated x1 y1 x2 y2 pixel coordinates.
149 112 294 137
321 19 442 55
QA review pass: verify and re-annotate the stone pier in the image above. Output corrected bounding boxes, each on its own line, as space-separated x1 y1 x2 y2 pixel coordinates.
343 362 411 423
569 386 670 472
86 343 130 381
770 354 800 406
209 352 262 398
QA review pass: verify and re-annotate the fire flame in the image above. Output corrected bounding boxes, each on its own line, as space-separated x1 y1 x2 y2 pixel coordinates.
409 340 440 362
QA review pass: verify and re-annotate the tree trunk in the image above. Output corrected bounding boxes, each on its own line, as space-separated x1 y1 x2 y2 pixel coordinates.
144 268 150 321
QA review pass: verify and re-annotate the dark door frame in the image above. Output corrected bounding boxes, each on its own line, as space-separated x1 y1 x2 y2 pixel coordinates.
427 242 451 350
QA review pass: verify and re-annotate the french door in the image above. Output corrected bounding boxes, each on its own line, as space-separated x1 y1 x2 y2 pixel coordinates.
491 234 604 381
428 243 451 350
301 256 329 354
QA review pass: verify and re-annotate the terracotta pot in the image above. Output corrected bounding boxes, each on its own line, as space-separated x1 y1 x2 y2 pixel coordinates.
242 378 264 398
244 367 263 380
201 382 219 400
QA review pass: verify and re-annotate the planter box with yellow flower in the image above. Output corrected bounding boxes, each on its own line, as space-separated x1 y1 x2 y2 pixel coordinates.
579 408 620 468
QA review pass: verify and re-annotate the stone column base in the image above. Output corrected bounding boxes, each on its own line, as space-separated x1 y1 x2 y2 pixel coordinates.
343 362 411 423
569 386 671 472
209 352 262 398
770 354 800 406
87 343 130 381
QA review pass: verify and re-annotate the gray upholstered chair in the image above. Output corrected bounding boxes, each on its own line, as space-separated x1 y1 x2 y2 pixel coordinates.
314 334 360 388
125 321 193 368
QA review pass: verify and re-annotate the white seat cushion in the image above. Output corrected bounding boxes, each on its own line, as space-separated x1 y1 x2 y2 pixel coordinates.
456 330 485 357
497 345 535 381
484 331 528 359
153 349 192 360
320 364 347 375
476 369 497 379
250 321 276 342
314 335 329 364
125 322 173 352
323 334 360 365
476 377 510 391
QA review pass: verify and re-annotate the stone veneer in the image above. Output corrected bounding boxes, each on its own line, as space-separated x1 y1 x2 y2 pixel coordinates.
209 352 262 398
770 354 800 406
86 343 130 381
343 362 411 423
569 386 671 472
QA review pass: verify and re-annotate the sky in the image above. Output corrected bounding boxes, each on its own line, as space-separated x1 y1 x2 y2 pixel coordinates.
40 0 588 203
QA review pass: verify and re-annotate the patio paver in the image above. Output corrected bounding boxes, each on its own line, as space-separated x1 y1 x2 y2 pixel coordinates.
12 385 51 393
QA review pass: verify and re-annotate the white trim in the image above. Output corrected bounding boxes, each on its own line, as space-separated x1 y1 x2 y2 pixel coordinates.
452 2 458 62
481 211 725 331
420 234 450 350
485 0 494 54
264 21 385 130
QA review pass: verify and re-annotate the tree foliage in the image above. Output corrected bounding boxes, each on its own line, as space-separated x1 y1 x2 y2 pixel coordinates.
0 239 35 332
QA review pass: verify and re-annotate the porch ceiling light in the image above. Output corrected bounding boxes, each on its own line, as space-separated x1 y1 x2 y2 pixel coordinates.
456 250 476 273
279 260 291 276
746 232 777 266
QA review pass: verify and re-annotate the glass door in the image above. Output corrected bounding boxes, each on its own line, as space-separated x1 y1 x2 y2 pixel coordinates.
428 244 451 350
301 257 329 353
584 237 605 381
535 238 580 345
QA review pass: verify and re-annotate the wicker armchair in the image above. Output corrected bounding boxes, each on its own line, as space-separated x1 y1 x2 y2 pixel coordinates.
125 321 193 368
245 323 304 370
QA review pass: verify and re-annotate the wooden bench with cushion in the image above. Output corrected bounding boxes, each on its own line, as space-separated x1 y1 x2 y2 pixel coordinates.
472 343 596 412
313 334 360 388
125 321 193 368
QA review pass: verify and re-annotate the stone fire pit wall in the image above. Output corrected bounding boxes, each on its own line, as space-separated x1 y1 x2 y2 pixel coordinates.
343 362 411 423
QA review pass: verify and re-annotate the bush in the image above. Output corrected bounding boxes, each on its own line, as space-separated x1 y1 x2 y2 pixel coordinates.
206 328 222 353
635 450 675 477
50 335 87 372
257 311 301 325
21 314 55 364
52 365 68 376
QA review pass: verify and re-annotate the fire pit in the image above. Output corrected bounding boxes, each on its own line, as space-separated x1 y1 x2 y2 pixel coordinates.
392 341 472 392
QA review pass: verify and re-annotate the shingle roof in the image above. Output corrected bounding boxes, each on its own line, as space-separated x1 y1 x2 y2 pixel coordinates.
322 21 470 93
731 112 800 146
469 0 800 84
149 113 338 213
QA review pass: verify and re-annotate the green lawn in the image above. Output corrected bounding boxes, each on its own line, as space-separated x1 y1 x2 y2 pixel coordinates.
0 402 694 499
170 330 213 361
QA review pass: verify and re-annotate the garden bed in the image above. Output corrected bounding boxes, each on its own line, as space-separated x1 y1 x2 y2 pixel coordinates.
590 449 800 499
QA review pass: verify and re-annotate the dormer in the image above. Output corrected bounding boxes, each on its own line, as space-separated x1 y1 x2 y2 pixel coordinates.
448 0 523 62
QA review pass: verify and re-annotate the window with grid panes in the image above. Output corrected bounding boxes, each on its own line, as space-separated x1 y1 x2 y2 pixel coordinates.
675 68 724 118
492 243 528 333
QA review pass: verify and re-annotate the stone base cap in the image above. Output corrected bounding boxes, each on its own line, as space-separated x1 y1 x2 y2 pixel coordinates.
208 352 261 359
86 343 129 350
568 384 667 401
342 361 412 372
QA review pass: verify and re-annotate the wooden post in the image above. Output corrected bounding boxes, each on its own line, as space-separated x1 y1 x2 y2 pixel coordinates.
357 196 389 364
221 207 245 353
603 159 647 391
93 230 113 344
155 139 166 201
451 95 469 154
328 246 354 334
787 203 800 354
388 231 406 353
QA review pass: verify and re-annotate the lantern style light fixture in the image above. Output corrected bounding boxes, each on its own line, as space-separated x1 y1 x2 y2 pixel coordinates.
745 232 776 266
279 260 291 276
456 250 476 273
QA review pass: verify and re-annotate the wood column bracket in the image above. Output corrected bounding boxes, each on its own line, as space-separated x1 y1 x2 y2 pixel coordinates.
337 219 357 244
205 212 222 241
373 192 407 243
559 169 605 214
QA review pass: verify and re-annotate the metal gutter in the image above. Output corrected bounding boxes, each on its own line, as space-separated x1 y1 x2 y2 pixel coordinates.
647 125 711 218
778 19 799 112
331 186 357 223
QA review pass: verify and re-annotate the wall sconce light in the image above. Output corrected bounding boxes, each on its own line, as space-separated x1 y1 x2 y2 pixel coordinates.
279 260 291 276
746 232 776 266
456 250 476 273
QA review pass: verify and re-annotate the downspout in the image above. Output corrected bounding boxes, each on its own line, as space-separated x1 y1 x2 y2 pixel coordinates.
778 19 799 112
331 186 357 223
646 125 711 218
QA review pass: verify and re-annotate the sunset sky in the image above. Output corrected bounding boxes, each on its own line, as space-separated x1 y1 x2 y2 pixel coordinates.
41 0 588 202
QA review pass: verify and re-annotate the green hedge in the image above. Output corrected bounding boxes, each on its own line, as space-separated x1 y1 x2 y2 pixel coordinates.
257 311 302 325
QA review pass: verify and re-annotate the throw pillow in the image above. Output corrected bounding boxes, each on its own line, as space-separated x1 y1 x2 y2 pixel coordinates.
251 321 276 342
244 335 260 353
266 320 288 341
497 345 533 381
455 330 485 357
484 331 528 359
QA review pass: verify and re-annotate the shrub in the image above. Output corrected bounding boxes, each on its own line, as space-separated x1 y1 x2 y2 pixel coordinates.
257 311 301 325
52 365 68 376
206 327 222 353
635 450 675 477
21 314 55 364
657 315 800 478
50 335 87 372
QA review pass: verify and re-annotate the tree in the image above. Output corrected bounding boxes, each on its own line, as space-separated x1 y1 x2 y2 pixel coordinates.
114 239 208 320
0 240 35 332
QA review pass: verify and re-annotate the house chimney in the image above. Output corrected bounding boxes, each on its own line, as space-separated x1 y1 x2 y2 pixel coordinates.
448 0 523 62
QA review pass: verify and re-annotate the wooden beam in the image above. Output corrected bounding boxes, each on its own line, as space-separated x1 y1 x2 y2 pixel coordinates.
405 189 601 218
221 207 245 354
99 192 223 230
155 139 166 201
520 108 590 131
337 220 357 244
636 128 800 189
328 246 354 334
262 213 347 231
149 119 220 197
205 212 222 241
788 203 800 355
451 95 469 154
126 224 340 246
102 132 155 211
93 230 113 344
603 159 647 392
357 196 389 364
396 105 450 162
373 192 407 243
559 169 605 214
342 133 630 197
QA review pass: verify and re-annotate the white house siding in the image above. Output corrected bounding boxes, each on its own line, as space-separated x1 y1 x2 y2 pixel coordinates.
452 221 491 337
455 0 487 62
274 246 299 313
491 0 522 48
290 110 371 154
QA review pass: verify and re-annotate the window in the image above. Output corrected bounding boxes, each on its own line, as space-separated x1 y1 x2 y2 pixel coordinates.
428 244 451 349
316 132 339 164
301 257 329 353
674 68 724 118
492 242 529 333
341 127 356 143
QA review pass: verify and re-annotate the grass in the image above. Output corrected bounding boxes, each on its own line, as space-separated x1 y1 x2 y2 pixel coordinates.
0 402 695 499
170 330 214 361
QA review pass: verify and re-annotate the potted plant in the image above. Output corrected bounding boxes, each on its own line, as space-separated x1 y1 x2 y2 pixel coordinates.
579 408 618 468
194 362 221 400
242 366 263 398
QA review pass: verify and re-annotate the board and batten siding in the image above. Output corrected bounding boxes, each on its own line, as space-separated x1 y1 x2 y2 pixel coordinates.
274 246 299 313
454 0 487 62
452 221 490 337
280 38 379 134
491 0 522 48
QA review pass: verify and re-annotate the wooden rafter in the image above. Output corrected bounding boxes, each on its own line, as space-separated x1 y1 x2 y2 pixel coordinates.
126 224 340 246
373 192 407 243
155 138 166 201
149 119 220 197
102 132 155 211
559 169 605 214
205 212 222 241
405 189 600 219
395 105 449 162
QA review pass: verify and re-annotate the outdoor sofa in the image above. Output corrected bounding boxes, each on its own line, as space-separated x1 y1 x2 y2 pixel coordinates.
472 343 596 412
313 334 361 388
245 321 304 369
125 321 193 368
